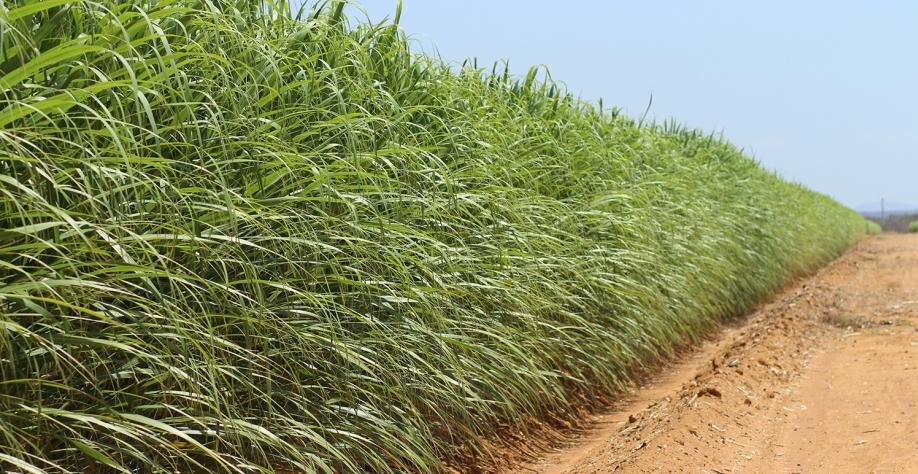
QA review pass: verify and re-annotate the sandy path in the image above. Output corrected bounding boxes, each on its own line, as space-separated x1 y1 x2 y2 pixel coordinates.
503 234 918 474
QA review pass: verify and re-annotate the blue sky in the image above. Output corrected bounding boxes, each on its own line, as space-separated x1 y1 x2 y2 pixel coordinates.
337 1 917 210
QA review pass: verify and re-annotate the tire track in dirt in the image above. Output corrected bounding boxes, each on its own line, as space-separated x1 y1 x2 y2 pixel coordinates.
503 234 918 473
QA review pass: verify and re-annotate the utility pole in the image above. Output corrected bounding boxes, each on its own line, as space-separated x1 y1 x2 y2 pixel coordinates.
881 198 885 220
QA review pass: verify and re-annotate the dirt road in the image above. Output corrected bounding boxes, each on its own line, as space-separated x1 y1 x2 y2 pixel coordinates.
509 234 918 473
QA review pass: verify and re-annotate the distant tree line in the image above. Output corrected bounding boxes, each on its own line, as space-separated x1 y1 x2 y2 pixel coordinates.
864 213 918 232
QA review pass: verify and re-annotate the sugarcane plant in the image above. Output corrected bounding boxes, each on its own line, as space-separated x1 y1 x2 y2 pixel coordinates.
0 0 867 472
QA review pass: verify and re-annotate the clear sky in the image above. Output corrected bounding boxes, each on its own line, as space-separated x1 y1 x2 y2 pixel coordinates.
339 1 917 210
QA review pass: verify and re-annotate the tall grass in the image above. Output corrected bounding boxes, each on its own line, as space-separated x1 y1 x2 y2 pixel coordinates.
0 0 866 472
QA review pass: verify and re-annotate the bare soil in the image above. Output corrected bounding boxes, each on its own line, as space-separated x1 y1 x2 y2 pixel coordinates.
500 234 918 474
